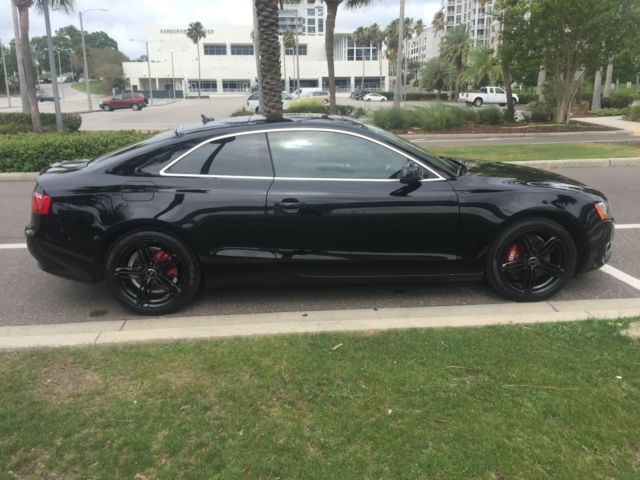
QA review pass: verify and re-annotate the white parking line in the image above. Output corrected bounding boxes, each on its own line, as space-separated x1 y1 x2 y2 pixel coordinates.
601 265 640 292
0 243 26 249
616 224 640 230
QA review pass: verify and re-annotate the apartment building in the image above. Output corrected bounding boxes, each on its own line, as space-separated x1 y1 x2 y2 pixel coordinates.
443 0 501 50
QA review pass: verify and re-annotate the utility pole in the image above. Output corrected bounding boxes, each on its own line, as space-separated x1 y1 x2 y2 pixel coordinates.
11 0 29 112
56 49 65 101
146 41 153 105
42 0 63 132
80 9 107 112
393 0 405 107
0 39 11 107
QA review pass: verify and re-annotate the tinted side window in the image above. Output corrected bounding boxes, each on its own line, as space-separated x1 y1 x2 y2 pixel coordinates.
267 130 413 179
166 133 272 177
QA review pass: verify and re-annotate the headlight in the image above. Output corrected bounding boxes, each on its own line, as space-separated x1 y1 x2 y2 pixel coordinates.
594 200 609 220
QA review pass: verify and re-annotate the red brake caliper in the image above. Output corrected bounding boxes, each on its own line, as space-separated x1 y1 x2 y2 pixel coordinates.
153 250 178 277
505 243 520 263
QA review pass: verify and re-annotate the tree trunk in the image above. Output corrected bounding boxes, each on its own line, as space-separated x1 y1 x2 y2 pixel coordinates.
361 49 365 90
393 0 405 107
282 39 287 95
536 65 546 103
11 0 29 113
295 31 300 92
17 4 42 133
325 0 338 114
453 60 462 99
196 41 202 98
591 68 602 110
42 0 63 132
378 45 383 91
502 60 515 123
553 67 584 124
252 3 264 112
603 57 613 98
255 0 283 120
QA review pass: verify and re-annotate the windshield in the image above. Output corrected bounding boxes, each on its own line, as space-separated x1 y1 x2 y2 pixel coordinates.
365 124 458 177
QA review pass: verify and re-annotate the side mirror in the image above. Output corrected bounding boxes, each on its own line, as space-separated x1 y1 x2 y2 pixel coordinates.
399 163 423 185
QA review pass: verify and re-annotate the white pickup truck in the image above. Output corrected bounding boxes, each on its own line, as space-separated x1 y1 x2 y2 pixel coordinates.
458 86 519 107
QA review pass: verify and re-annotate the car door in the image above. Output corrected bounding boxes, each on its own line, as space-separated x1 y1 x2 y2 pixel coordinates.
159 131 275 267
265 128 460 278
494 87 507 104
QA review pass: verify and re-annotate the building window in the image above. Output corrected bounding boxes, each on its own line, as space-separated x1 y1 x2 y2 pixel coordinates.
346 38 377 61
307 8 315 16
285 44 308 56
222 79 251 92
203 44 226 55
317 6 323 16
188 80 217 92
318 19 323 33
230 44 254 56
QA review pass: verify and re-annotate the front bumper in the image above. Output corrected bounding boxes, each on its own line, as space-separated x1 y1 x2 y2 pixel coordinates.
580 219 614 273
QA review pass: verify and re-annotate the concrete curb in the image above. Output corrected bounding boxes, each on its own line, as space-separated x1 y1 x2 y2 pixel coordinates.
2 157 639 182
1 298 639 350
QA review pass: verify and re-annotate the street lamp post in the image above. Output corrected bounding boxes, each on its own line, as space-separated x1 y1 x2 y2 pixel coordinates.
56 48 71 102
131 39 161 105
0 38 11 107
79 8 107 111
169 50 185 101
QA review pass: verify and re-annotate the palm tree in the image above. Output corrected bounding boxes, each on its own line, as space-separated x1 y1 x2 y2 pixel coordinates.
414 19 424 37
325 0 378 114
431 8 445 37
352 26 370 90
419 57 451 91
369 23 384 91
186 22 206 98
14 0 43 132
281 30 295 93
254 0 282 119
463 46 502 87
393 0 405 107
439 25 470 98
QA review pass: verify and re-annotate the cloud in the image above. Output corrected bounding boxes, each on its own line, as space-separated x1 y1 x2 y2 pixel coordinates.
1 0 441 58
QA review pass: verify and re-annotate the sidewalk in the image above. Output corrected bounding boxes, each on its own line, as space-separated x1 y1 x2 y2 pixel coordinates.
2 298 639 350
573 115 640 134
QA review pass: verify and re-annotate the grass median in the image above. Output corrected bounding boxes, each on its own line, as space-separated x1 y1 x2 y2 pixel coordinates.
1 319 640 479
428 142 640 162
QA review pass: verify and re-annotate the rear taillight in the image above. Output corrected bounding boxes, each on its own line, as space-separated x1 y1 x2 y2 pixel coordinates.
32 188 52 215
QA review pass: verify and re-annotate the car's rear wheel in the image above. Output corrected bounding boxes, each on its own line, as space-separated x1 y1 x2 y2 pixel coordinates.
105 230 200 315
473 97 483 107
102 104 112 112
132 103 141 111
485 217 576 302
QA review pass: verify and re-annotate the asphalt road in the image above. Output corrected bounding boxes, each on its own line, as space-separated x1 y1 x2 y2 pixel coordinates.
1 166 639 327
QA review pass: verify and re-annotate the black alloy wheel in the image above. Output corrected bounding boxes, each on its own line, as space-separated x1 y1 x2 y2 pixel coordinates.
105 231 200 315
486 218 576 301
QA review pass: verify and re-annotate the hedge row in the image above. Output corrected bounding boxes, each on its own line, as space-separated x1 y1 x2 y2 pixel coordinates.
372 104 505 131
230 99 368 119
629 106 640 122
0 131 154 172
0 112 82 134
378 91 449 102
588 107 630 117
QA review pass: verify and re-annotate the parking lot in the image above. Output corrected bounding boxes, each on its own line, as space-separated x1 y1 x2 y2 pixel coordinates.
0 165 638 327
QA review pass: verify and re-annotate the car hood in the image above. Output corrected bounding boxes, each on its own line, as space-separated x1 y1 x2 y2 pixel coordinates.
454 159 603 196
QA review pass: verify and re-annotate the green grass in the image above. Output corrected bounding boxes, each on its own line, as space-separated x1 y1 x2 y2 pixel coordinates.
71 81 107 96
1 320 640 479
429 142 640 162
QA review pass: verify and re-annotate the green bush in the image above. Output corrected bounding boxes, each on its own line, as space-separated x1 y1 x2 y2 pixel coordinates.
372 104 470 131
284 98 327 113
589 107 630 116
375 92 449 102
601 95 633 109
230 108 253 117
0 131 153 172
335 105 368 119
516 93 537 104
527 102 554 122
476 107 504 125
628 106 640 122
0 112 82 134
379 91 394 100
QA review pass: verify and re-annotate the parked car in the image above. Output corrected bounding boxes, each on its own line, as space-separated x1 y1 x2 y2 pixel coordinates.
363 93 387 102
25 115 614 315
294 89 330 103
459 86 519 107
36 94 55 102
350 89 369 100
99 92 148 111
246 91 294 113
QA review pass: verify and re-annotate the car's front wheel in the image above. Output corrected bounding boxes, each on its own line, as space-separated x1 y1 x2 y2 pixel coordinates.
105 230 201 315
132 103 141 111
485 217 577 302
102 104 112 112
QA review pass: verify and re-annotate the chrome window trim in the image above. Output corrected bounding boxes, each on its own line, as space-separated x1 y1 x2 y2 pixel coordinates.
159 127 446 181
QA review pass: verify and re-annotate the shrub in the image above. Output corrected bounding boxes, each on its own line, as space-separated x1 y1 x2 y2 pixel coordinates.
372 106 412 130
379 91 394 100
284 98 327 113
230 108 253 117
629 106 640 122
373 104 470 131
528 102 554 122
0 112 82 134
601 95 633 109
0 131 153 172
405 92 449 101
476 107 504 125
589 107 630 117
335 105 367 119
515 93 537 104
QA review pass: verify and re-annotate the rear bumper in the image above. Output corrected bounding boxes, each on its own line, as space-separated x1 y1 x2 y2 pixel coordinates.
580 220 614 273
25 226 97 284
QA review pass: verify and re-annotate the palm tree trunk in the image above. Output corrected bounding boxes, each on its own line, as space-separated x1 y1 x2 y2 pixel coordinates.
502 60 515 122
196 41 202 98
42 0 63 133
11 0 29 113
295 31 300 92
393 0 405 107
252 4 264 112
361 49 365 90
591 68 602 110
17 4 42 133
378 44 383 91
282 38 287 94
536 65 546 103
255 0 283 120
325 0 338 114
603 57 613 98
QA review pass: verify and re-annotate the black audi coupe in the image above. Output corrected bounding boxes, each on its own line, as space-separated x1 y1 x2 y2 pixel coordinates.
26 115 614 315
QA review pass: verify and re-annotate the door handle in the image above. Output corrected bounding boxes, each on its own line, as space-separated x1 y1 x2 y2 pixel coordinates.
275 199 306 212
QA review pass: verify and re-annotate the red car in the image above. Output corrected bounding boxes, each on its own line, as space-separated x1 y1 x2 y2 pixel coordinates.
99 92 148 111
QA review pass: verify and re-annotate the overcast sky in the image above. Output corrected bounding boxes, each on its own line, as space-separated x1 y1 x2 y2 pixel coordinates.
1 0 441 58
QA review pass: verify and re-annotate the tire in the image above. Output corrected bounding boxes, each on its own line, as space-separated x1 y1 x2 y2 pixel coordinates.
473 97 483 107
499 103 506 107
485 217 577 302
255 106 260 114
105 230 201 315
366 98 371 102
132 103 141 111
102 104 112 112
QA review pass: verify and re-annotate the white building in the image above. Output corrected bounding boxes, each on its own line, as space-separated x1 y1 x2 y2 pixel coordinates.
122 21 389 97
443 0 500 50
408 27 443 63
